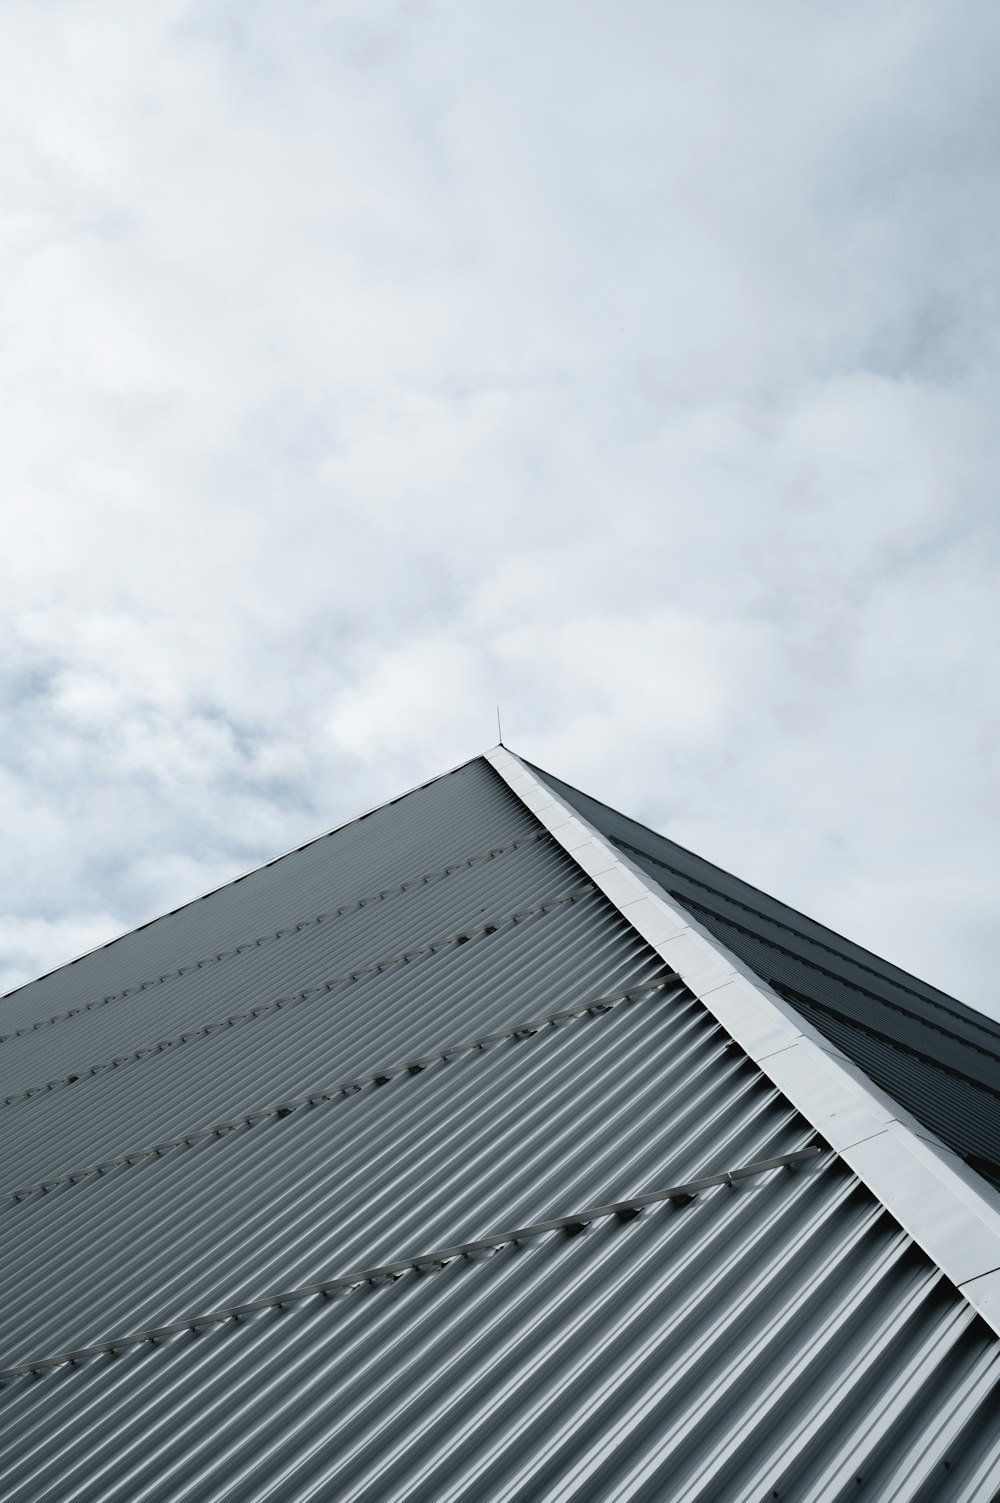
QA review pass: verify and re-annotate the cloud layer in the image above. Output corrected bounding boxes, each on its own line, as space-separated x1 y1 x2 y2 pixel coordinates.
1 1 998 1014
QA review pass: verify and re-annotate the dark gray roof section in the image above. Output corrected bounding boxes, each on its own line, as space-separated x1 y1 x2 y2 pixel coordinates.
2 752 1000 1500
529 759 1000 1181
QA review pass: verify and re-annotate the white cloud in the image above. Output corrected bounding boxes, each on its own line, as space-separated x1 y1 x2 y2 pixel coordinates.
327 639 485 761
0 0 997 1017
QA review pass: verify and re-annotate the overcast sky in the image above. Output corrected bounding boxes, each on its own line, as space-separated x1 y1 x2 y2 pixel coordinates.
1 1 997 1017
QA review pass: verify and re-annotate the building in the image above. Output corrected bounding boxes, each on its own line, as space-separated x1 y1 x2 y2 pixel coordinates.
2 746 1000 1500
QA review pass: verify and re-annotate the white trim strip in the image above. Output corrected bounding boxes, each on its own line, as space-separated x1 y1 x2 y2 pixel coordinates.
486 746 1000 1338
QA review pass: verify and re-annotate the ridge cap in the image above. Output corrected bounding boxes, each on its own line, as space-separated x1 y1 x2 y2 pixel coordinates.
488 744 1000 1339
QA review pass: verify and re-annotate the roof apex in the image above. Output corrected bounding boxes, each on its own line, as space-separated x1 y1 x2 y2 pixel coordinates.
487 744 1000 1338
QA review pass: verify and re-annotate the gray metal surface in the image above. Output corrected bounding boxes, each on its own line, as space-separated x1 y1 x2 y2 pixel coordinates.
4 1159 1000 1501
2 752 1000 1501
1 759 526 1033
529 759 1000 1180
1 1148 824 1379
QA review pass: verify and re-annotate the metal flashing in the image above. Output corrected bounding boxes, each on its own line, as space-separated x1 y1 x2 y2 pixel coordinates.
486 746 1000 1337
4 748 1000 1501
0 1147 822 1381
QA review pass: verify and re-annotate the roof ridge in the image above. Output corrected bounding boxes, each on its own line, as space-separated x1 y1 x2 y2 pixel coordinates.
488 746 1000 1341
675 889 1000 1069
524 756 994 1032
621 841 1000 1046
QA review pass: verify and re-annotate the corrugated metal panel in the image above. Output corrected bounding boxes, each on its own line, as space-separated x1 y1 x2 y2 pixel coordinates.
529 759 1000 1175
1 890 651 1190
0 830 559 1080
3 1159 1000 1501
2 752 1000 1501
787 995 1000 1170
670 897 1000 1089
1 983 809 1369
0 759 525 1032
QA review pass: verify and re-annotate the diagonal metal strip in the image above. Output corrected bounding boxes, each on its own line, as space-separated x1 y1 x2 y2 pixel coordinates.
5 974 683 1201
1 883 593 1107
0 1148 822 1381
0 832 547 1045
485 745 1000 1337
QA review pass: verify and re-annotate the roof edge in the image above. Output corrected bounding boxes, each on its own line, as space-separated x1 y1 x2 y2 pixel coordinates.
521 757 986 1024
2 747 496 1005
486 745 1000 1338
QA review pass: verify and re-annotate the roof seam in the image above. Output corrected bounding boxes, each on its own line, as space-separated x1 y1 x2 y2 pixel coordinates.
0 1146 824 1382
776 985 1000 1102
674 890 1000 1065
489 746 1000 1339
621 839 1000 1044
0 751 503 1004
0 831 549 1046
4 974 688 1202
1 883 595 1108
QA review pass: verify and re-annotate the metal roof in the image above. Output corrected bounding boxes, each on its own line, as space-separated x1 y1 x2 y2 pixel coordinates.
2 750 1000 1500
528 759 1000 1181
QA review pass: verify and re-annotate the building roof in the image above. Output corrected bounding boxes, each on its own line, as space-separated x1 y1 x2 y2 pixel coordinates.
2 748 999 1501
529 759 1000 1181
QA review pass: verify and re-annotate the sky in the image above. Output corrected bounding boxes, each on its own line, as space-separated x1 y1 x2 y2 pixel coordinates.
0 0 997 1017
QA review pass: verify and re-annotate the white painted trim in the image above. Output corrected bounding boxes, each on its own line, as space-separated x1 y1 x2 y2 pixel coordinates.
486 745 1000 1337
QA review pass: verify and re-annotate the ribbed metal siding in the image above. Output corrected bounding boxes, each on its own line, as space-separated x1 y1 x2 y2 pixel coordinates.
1 890 651 1191
2 754 1000 1502
528 760 1000 1173
653 892 1000 1173
0 828 585 1108
0 832 566 1086
668 896 1000 1088
1 982 812 1369
788 995 1000 1169
3 1160 1000 1501
0 759 527 1032
528 762 1000 1042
